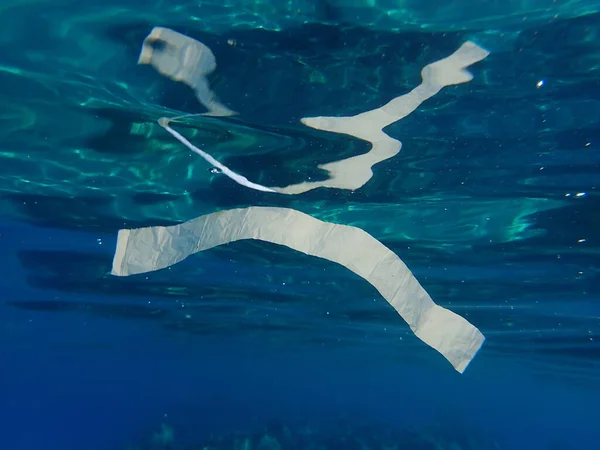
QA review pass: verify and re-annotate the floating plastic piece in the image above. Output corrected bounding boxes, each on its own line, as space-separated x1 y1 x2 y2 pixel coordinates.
148 35 488 195
138 26 236 117
111 206 485 373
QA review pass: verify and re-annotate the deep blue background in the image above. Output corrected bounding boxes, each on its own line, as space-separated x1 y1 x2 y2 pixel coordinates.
1 1 600 449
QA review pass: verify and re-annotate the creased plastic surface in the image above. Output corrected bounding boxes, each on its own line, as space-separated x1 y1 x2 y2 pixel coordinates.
138 26 236 117
148 36 488 195
290 41 490 194
111 206 485 373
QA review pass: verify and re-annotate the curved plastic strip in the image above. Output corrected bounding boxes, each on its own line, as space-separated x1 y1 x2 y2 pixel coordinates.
153 40 488 194
139 26 236 117
111 206 485 373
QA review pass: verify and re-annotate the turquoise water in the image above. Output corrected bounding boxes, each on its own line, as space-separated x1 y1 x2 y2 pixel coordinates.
1 1 599 449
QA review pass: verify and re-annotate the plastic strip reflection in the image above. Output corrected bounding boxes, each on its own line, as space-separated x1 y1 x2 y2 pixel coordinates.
140 28 488 195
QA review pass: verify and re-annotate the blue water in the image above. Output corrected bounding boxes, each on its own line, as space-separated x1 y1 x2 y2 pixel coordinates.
1 1 599 449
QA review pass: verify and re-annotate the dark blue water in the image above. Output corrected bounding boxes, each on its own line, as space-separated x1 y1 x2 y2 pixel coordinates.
1 1 599 449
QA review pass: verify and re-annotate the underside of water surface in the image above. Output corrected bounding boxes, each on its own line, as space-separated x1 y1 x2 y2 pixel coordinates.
0 1 599 450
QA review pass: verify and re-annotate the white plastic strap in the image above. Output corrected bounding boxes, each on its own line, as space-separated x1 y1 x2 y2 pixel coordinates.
111 206 485 373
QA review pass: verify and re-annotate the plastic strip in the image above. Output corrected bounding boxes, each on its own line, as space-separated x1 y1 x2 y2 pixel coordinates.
111 206 485 373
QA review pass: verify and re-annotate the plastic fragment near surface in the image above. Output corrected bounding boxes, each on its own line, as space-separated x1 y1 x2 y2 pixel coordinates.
111 206 485 373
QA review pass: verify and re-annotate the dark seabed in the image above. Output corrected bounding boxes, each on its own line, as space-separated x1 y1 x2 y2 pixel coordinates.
0 1 599 449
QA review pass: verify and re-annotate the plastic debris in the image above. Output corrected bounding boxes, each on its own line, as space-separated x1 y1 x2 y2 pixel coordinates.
138 26 236 117
111 206 485 373
145 33 488 195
